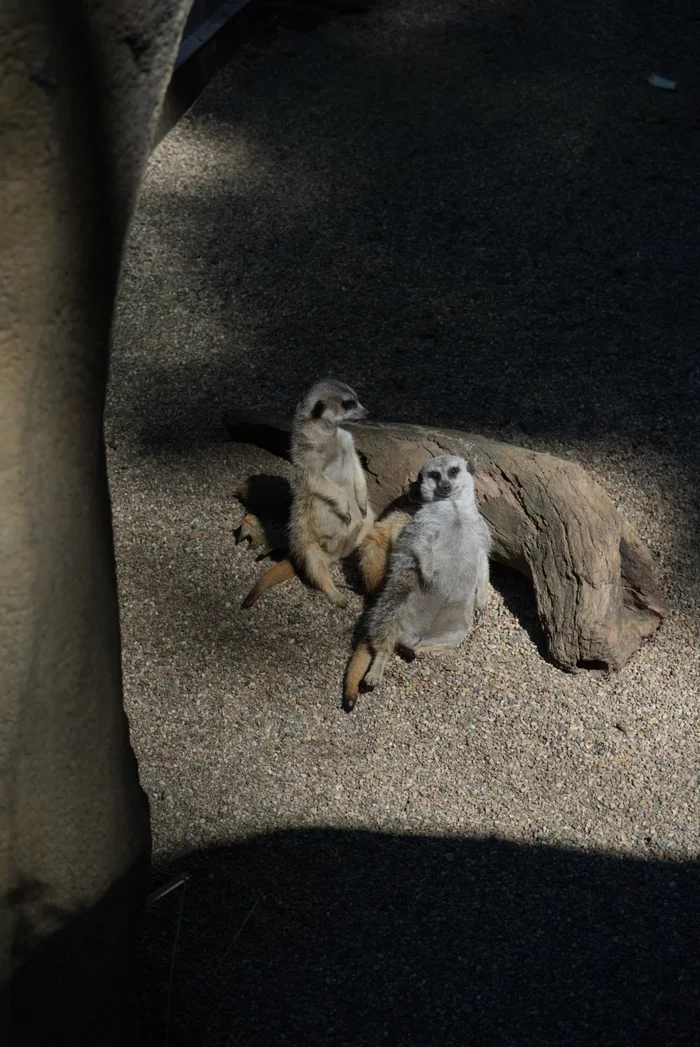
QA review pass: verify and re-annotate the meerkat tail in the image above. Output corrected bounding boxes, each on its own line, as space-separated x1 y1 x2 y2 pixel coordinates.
359 512 410 594
242 559 296 608
343 640 374 712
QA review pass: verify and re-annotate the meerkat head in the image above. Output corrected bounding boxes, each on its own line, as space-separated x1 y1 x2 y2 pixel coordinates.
417 454 475 502
299 378 368 429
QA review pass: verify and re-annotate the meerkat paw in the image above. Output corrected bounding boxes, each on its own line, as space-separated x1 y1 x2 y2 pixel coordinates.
236 513 265 549
474 606 486 626
339 511 352 526
359 502 368 519
363 660 385 689
364 649 390 688
325 588 349 608
403 473 421 501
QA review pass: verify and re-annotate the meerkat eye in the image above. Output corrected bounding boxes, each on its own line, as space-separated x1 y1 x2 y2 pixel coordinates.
341 399 357 410
428 471 441 482
311 400 325 419
448 466 460 478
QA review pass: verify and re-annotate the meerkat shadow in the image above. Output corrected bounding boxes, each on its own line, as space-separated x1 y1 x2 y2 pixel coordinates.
488 563 549 660
235 473 292 559
338 554 368 597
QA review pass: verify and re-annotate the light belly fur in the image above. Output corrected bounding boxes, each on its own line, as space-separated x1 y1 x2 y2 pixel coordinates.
397 591 471 650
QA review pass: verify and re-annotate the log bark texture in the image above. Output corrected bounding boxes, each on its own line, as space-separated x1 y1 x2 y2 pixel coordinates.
225 411 669 673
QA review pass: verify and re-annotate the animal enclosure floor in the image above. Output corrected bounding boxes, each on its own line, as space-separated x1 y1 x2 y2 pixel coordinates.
107 1 700 1042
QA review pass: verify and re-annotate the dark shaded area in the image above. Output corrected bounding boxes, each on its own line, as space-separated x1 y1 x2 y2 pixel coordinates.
227 413 292 460
117 0 700 497
489 560 548 658
237 471 291 522
158 0 278 143
5 858 148 1047
140 829 699 1045
235 472 291 566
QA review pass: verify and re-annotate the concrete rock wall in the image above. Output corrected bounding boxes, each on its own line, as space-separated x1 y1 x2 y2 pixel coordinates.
0 1 190 1041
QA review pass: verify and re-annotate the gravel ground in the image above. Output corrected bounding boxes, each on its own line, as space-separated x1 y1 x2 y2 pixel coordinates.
106 1 700 1042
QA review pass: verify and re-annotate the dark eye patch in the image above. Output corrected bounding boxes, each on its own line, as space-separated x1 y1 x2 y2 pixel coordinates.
428 471 441 482
448 466 460 478
341 399 357 410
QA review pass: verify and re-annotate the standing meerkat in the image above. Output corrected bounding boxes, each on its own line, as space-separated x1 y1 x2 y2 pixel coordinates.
242 378 375 608
344 454 491 709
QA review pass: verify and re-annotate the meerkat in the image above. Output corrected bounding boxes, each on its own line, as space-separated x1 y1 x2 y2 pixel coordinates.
344 454 491 709
242 378 374 608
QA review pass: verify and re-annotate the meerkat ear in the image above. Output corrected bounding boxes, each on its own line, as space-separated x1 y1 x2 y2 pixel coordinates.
466 459 475 475
311 399 325 419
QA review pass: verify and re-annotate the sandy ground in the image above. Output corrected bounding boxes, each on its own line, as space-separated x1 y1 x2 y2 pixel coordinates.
106 1 700 1042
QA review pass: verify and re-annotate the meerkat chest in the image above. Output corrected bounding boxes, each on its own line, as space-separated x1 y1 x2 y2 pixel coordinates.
322 429 356 485
428 507 478 587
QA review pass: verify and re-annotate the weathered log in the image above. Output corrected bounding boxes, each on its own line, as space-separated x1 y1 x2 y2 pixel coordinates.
225 411 669 672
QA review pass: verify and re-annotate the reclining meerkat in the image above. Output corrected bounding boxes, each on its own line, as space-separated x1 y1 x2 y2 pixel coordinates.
242 378 374 609
344 454 491 710
355 464 435 595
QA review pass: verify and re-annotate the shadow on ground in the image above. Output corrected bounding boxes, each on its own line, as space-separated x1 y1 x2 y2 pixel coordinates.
6 859 147 1045
140 828 699 1046
113 0 700 481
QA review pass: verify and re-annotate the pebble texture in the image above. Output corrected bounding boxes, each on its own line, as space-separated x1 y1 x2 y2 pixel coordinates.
107 1 700 1042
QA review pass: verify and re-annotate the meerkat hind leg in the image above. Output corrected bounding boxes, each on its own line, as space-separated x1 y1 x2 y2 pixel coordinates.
237 513 266 549
303 544 349 607
364 647 392 688
359 512 410 594
237 513 287 559
474 556 490 624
